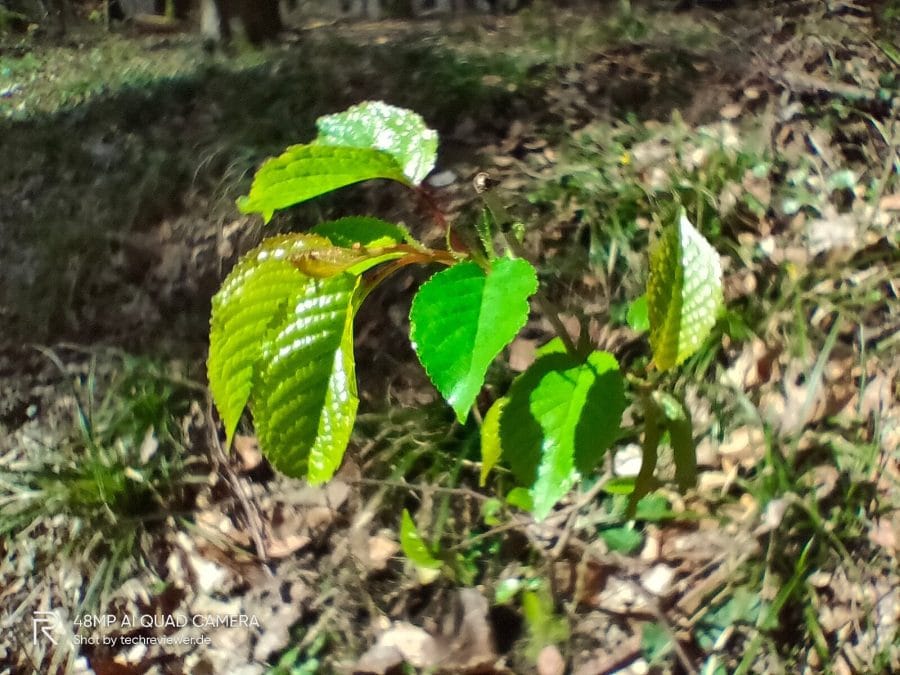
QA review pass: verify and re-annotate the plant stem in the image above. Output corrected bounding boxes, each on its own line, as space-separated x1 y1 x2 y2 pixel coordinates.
354 248 456 310
415 185 448 233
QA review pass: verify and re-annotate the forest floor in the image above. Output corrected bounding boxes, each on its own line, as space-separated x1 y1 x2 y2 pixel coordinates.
1 1 898 673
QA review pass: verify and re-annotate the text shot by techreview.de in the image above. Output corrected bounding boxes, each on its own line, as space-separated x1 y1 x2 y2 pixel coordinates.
32 610 261 648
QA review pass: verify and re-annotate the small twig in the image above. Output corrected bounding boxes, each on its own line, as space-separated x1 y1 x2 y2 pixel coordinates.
204 399 270 567
868 117 898 228
549 477 609 558
777 70 875 102
348 478 490 503
577 633 643 675
415 184 449 233
626 578 699 675
356 247 456 307
447 518 529 552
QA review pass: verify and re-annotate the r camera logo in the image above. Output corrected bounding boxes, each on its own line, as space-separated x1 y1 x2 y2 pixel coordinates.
32 611 61 645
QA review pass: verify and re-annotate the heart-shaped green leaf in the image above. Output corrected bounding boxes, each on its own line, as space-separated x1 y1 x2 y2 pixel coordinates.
647 210 723 370
500 342 625 520
315 101 438 184
237 144 409 222
409 258 537 422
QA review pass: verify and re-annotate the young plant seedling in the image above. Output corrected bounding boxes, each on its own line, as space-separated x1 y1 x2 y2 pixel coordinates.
208 101 724 528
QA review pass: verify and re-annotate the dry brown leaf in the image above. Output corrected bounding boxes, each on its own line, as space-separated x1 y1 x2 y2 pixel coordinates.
805 465 840 502
233 434 262 472
722 338 780 390
641 564 676 597
755 497 790 535
595 574 642 613
879 193 900 211
718 425 766 470
868 516 899 557
195 507 252 548
720 102 743 120
761 360 830 435
438 588 498 670
508 338 537 372
265 533 311 559
856 369 896 419
139 428 159 463
366 534 400 571
806 208 860 257
537 645 566 675
575 559 608 607
302 504 337 531
368 623 439 669
742 169 772 211
354 644 404 675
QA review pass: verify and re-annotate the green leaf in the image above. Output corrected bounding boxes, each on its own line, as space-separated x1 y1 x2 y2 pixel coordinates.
696 588 762 651
410 258 537 422
827 169 856 191
480 498 503 526
626 294 650 333
251 273 358 481
494 577 523 604
642 622 674 664
400 509 441 584
208 234 335 447
647 210 723 371
601 525 644 554
602 476 637 495
506 487 534 512
500 344 625 520
209 234 360 483
633 494 675 522
315 101 438 184
311 216 411 248
237 144 409 222
480 396 508 486
522 583 569 660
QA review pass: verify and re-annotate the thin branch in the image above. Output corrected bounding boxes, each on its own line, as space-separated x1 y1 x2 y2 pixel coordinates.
204 399 270 568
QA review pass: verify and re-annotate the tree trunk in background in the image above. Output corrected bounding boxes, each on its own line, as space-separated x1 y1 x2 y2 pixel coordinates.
201 0 282 45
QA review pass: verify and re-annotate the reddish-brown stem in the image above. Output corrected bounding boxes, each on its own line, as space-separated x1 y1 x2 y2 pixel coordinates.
357 248 456 307
415 185 448 233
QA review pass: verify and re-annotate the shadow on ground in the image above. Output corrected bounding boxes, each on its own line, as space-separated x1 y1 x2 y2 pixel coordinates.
0 29 532 346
